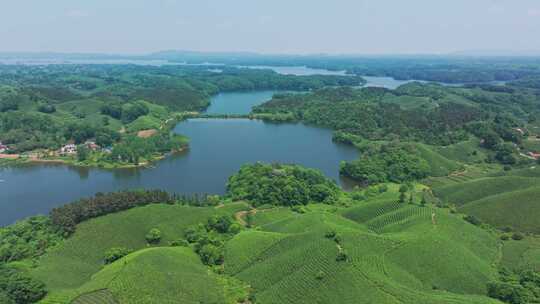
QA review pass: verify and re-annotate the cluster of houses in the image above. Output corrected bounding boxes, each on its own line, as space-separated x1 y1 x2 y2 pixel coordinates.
0 141 9 153
528 151 540 160
58 141 107 156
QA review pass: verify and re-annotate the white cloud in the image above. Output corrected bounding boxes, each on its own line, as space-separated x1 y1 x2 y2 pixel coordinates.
66 10 89 18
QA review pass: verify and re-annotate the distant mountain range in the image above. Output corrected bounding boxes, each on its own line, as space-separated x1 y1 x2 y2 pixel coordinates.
1 50 540 61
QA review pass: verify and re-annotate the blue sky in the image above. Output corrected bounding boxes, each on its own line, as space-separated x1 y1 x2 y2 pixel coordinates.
1 0 539 54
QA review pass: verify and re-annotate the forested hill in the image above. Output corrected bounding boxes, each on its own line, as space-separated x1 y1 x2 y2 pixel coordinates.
253 82 540 185
0 64 363 166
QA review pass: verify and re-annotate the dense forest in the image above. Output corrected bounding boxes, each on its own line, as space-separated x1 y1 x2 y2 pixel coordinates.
0 64 363 167
2 56 540 304
254 82 540 184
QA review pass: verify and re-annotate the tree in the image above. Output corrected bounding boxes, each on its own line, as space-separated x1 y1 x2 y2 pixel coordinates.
145 228 162 244
206 215 232 234
121 102 149 123
420 193 427 206
464 215 482 226
512 232 525 241
0 265 47 304
77 145 89 161
198 244 224 265
104 247 132 264
37 103 56 114
399 185 408 203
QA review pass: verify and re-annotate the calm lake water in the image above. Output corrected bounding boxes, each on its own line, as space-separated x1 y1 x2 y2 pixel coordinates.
238 65 349 76
0 118 358 226
206 91 281 115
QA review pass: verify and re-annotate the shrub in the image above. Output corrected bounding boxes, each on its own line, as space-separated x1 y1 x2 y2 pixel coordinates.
104 247 132 264
315 271 325 280
333 234 343 245
512 232 525 241
37 104 56 114
336 250 348 262
324 230 337 239
464 215 482 226
399 192 407 203
145 228 162 244
206 215 233 234
169 239 189 247
291 205 307 214
228 223 242 235
502 226 513 233
420 194 427 206
198 244 224 265
500 234 510 241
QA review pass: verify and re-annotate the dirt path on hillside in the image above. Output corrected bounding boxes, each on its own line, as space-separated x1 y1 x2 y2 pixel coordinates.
235 209 257 226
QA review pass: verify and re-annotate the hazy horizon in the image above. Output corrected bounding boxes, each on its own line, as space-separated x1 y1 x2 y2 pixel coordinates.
2 0 540 55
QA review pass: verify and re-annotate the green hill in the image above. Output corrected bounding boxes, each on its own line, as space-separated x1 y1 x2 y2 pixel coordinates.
413 143 463 177
223 203 500 304
31 203 248 302
24 197 504 304
433 176 540 206
460 186 540 233
64 247 239 304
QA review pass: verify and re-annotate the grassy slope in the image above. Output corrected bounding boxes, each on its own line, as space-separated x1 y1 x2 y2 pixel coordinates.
66 247 233 304
434 138 488 164
32 203 248 302
27 192 504 304
433 176 540 206
413 143 463 177
224 201 500 304
431 165 540 233
460 186 540 233
501 237 540 272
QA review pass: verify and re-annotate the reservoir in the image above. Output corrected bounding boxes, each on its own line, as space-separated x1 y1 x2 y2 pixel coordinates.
0 117 358 226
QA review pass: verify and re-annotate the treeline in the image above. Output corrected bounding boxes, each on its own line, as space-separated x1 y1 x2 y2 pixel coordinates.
226 163 340 206
50 190 175 234
200 67 365 92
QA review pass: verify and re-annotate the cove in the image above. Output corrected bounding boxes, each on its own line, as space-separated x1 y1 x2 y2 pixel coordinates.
0 119 358 226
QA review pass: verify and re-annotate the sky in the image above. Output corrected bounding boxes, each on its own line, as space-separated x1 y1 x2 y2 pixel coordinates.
1 0 540 55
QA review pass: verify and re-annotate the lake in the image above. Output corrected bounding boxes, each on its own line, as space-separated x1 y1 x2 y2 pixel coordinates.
206 91 283 115
0 118 358 226
238 65 349 76
361 76 419 89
